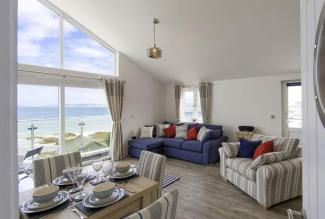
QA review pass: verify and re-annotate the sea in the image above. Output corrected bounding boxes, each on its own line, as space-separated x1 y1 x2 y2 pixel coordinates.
17 106 113 155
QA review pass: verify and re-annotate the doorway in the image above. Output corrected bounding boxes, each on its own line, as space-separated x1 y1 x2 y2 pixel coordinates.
282 81 302 142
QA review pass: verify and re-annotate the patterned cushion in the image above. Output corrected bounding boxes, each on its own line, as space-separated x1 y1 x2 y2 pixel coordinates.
251 134 299 157
222 142 240 158
140 126 154 138
33 151 81 187
175 124 188 138
125 189 178 219
156 124 170 137
250 151 288 170
137 151 166 197
226 158 256 181
197 126 211 141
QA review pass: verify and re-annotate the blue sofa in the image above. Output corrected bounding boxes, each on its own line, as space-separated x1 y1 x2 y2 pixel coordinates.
128 124 228 165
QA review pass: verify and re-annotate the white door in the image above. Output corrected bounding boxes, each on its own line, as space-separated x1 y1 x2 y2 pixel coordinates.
282 81 302 142
301 0 325 218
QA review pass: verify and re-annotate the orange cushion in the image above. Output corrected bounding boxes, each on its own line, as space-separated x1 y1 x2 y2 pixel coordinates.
253 140 274 160
187 127 198 140
163 124 176 138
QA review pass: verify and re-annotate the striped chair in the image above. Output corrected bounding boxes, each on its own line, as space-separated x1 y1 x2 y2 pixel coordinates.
125 189 178 219
219 134 302 208
137 151 166 197
33 151 82 187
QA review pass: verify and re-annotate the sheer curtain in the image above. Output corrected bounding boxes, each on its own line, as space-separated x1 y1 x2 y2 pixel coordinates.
175 84 182 123
199 82 212 124
103 79 126 161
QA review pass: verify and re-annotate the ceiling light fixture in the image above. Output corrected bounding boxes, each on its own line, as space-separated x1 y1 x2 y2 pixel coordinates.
147 18 162 59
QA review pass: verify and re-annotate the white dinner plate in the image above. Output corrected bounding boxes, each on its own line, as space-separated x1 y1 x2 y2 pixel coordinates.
82 188 125 208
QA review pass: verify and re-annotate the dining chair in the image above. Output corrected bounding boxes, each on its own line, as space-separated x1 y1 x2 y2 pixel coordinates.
124 189 178 219
33 151 82 187
137 151 166 197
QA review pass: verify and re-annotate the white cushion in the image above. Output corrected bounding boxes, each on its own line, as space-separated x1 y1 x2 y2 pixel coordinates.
156 124 170 137
140 126 154 138
197 126 211 141
175 124 188 138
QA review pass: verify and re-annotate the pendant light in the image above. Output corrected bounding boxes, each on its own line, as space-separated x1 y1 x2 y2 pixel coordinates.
147 18 162 59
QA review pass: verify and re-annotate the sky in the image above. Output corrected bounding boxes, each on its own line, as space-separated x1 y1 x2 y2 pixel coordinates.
17 0 114 107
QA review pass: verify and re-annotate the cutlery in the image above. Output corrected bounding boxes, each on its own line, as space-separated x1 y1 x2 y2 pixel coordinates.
72 208 86 219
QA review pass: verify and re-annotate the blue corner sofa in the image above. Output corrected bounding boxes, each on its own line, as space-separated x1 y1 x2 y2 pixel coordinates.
128 124 228 165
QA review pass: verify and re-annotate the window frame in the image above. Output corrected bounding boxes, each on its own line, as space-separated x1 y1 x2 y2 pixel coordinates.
18 0 118 77
180 86 202 123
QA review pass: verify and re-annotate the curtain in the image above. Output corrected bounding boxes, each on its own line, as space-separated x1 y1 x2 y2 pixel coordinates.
103 79 126 161
175 84 182 123
199 82 212 124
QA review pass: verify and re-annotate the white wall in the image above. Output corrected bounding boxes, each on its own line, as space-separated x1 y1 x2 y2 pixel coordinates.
0 0 18 218
165 73 300 141
119 54 166 144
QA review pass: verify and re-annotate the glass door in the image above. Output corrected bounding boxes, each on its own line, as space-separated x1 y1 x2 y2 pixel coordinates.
282 81 302 142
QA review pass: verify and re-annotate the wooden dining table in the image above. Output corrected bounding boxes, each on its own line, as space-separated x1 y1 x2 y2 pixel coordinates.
19 176 158 219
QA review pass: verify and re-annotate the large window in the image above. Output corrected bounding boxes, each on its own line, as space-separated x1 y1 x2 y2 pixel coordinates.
17 85 59 157
18 0 116 76
17 0 116 158
181 87 202 123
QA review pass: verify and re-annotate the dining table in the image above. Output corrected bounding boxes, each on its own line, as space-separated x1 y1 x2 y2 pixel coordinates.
19 174 158 219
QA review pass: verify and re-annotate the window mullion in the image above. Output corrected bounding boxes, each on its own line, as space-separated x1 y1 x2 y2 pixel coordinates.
59 83 65 154
60 14 64 68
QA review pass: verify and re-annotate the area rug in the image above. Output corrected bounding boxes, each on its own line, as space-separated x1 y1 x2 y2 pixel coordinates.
162 174 180 188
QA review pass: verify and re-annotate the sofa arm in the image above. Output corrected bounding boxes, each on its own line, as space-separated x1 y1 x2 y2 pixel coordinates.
202 136 228 165
218 147 228 178
256 158 302 208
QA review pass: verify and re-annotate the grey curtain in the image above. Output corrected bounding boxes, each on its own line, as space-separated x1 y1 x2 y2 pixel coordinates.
103 79 125 161
175 84 182 123
199 82 212 124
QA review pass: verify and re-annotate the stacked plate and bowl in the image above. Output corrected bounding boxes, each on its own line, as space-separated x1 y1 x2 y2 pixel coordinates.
109 162 137 180
20 185 70 214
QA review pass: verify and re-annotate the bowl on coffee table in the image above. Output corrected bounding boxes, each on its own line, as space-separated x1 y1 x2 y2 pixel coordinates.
32 185 59 203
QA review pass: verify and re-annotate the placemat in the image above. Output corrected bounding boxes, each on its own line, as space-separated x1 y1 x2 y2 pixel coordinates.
75 193 129 217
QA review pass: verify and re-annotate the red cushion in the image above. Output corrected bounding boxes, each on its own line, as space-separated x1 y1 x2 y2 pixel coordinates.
253 140 274 160
164 124 176 138
187 127 198 140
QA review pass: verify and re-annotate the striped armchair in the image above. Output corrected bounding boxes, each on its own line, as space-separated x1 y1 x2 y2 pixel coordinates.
124 189 178 219
33 151 82 187
137 151 166 197
219 134 302 208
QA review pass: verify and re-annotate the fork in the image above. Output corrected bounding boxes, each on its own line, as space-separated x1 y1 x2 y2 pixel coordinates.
72 208 86 219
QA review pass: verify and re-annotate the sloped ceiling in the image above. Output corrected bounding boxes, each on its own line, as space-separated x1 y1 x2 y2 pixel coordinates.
49 0 300 84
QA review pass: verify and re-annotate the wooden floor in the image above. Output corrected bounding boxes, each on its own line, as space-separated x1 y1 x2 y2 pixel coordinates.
156 158 301 219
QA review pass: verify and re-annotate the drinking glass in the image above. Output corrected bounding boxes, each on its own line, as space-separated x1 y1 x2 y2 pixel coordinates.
92 158 103 184
102 160 113 181
63 166 83 193
73 168 88 201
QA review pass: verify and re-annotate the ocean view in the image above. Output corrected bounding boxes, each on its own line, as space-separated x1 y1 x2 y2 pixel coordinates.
18 106 112 156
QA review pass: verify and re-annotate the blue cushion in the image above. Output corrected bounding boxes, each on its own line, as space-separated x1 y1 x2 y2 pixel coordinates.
201 129 223 143
128 138 163 150
187 123 199 129
181 140 203 152
163 138 185 148
238 139 262 158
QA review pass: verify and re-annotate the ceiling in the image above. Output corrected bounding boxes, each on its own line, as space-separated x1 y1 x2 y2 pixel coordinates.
49 0 300 84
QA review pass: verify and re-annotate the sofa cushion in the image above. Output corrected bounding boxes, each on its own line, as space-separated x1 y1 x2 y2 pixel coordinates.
163 138 185 148
253 140 274 160
197 126 211 141
250 151 289 170
175 124 188 138
128 138 163 150
238 139 262 158
187 127 198 140
163 124 176 138
140 126 154 138
181 140 203 153
201 129 223 143
226 158 256 181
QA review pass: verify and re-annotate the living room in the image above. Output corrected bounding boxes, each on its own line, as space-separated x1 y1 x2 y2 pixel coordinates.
1 0 325 219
